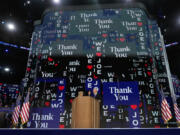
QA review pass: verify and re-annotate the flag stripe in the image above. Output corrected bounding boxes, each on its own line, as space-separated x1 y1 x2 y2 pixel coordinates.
21 107 26 122
21 104 28 123
161 98 172 123
174 103 180 123
20 109 25 123
12 95 21 125
14 110 18 120
24 104 29 120
20 92 30 124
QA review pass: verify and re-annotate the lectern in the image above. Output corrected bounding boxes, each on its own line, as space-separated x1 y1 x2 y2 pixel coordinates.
71 92 100 128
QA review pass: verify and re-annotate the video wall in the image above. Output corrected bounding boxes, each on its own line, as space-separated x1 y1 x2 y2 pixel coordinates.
23 4 177 128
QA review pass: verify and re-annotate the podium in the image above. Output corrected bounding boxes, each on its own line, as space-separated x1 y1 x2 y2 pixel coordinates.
71 92 100 128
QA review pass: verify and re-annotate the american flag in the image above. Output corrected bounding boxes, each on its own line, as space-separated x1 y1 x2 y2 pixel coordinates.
20 91 30 124
161 97 172 123
174 103 180 123
12 95 21 125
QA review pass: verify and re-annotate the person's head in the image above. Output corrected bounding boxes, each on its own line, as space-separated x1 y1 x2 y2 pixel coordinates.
93 87 99 96
88 91 91 96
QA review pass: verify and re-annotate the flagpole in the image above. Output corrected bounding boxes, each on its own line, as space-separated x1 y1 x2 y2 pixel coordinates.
165 120 170 128
178 122 180 128
166 122 169 128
